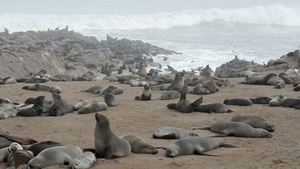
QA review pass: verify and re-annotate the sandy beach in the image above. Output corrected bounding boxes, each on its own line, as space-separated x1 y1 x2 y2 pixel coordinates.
0 69 300 169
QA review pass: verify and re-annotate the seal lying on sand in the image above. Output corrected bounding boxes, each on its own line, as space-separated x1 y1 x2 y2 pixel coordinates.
152 127 198 139
22 140 64 156
231 115 275 132
160 90 180 100
17 96 45 116
28 146 83 169
195 103 233 113
244 73 277 85
7 144 34 168
94 113 131 158
48 94 74 116
69 151 96 169
0 142 23 162
165 137 238 158
193 122 272 138
78 101 107 114
121 134 158 154
223 98 253 106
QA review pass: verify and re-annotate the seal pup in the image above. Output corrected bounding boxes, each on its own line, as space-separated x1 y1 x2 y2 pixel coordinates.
223 98 253 106
121 134 158 154
17 96 45 116
7 147 34 168
0 134 37 148
49 85 61 94
104 86 117 107
135 84 152 100
82 86 104 94
193 122 272 138
166 71 185 93
48 94 74 116
267 76 285 89
74 100 91 111
69 151 96 169
137 61 147 77
78 101 108 114
167 80 203 113
231 115 275 132
195 103 233 113
282 98 300 108
22 83 50 91
160 90 180 100
269 95 285 107
28 145 83 169
152 127 198 139
165 137 238 158
23 140 64 156
94 113 131 158
244 73 277 85
0 142 23 162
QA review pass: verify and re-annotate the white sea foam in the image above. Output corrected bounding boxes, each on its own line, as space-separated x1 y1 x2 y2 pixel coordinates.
0 5 300 33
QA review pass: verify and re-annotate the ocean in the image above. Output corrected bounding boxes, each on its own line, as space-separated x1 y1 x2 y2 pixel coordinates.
1 0 300 73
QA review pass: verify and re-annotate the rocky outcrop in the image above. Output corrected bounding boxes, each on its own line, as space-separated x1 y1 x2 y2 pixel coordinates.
0 27 177 78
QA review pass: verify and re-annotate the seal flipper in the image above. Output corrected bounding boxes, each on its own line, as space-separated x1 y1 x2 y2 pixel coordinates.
219 143 239 148
0 134 23 144
191 96 203 107
194 147 221 157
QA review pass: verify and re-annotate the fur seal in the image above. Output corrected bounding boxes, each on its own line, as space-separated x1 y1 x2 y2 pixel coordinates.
231 115 275 132
22 83 50 91
282 98 300 108
269 95 285 107
223 98 253 106
137 61 147 77
48 94 74 116
74 100 90 111
279 72 293 84
250 96 272 104
193 122 272 138
267 76 285 89
160 90 180 100
294 84 300 91
83 86 104 94
165 137 238 158
244 73 277 85
202 80 219 93
49 85 61 94
23 140 64 156
192 84 211 95
7 148 34 168
0 105 17 119
104 86 117 107
17 96 45 116
69 151 96 169
195 103 233 113
121 134 158 154
28 145 83 169
167 80 203 113
166 72 185 93
99 86 123 96
78 101 107 114
0 142 23 162
152 127 198 139
94 113 131 158
135 84 152 100
0 134 37 148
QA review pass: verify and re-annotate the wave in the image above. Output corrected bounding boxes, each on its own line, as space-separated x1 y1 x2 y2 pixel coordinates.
1 4 300 32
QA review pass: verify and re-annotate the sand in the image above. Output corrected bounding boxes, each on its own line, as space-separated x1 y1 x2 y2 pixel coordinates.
0 70 300 169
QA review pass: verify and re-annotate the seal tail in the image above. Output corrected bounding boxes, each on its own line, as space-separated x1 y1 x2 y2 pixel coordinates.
192 127 210 130
220 143 239 148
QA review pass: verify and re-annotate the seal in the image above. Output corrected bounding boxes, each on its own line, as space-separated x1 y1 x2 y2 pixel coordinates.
267 76 285 89
78 101 108 114
82 86 104 94
244 73 277 85
48 94 74 116
231 115 275 132
0 142 23 162
152 127 198 139
7 148 34 168
49 85 61 94
202 80 218 93
279 72 293 84
294 84 300 91
69 151 96 169
0 97 11 104
23 140 64 156
269 95 285 107
17 96 45 116
0 105 17 119
223 98 253 106
0 134 37 148
104 86 117 107
22 83 50 91
94 113 131 158
192 84 211 95
99 86 123 96
137 61 147 77
282 97 300 108
28 145 83 169
166 71 185 93
195 103 233 113
135 84 152 100
160 90 180 100
74 100 91 111
250 96 272 104
167 80 203 113
121 134 158 154
193 122 272 138
165 137 238 158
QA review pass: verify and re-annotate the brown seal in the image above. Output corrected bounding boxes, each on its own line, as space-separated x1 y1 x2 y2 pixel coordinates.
121 134 158 154
137 61 147 77
135 84 152 100
166 71 185 93
104 86 117 107
94 113 131 158
231 115 275 132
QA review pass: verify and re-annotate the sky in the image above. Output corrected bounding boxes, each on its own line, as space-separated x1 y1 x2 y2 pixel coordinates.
1 0 300 15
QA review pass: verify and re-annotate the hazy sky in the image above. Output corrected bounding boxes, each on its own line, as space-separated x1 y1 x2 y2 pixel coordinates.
1 0 300 15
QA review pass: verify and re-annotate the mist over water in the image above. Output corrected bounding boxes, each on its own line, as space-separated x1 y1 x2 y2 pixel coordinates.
1 0 300 72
